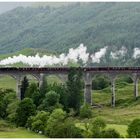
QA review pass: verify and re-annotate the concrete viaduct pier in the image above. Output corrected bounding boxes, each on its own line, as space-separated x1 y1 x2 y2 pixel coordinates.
0 67 140 107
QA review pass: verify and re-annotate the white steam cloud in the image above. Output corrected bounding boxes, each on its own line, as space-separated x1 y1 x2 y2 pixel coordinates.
133 48 140 59
2 45 140 67
91 46 108 63
110 46 127 59
0 44 89 67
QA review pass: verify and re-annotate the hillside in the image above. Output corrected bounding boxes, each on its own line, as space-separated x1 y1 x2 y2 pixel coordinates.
0 3 140 65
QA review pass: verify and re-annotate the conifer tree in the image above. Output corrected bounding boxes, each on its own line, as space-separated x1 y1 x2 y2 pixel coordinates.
67 67 83 113
21 76 29 100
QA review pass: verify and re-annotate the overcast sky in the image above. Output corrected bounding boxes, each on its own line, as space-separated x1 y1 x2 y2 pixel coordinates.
0 2 32 14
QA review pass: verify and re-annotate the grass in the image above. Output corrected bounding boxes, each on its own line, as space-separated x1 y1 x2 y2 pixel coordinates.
0 120 46 138
0 74 62 91
0 128 46 138
76 122 128 137
0 76 16 90
92 81 140 125
107 124 128 137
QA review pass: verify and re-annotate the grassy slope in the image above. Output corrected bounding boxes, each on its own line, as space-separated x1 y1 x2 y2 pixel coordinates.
0 120 45 138
93 82 140 125
89 80 140 137
0 128 45 138
0 75 62 90
107 124 127 137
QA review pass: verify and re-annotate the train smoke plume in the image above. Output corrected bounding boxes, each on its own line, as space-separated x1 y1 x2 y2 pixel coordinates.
91 46 108 63
0 44 109 67
110 46 127 59
133 48 140 59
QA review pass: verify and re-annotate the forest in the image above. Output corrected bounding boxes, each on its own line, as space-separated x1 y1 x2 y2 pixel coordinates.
0 3 139 55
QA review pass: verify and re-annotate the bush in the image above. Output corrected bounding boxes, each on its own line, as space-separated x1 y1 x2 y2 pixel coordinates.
6 100 19 123
45 108 66 137
0 92 17 119
25 83 38 98
0 120 14 131
127 118 140 138
15 98 36 127
49 118 83 138
26 111 50 134
45 113 83 138
48 83 68 111
62 120 83 138
45 90 60 107
92 76 110 90
89 117 106 138
101 128 121 138
31 90 41 107
39 90 61 112
80 104 92 118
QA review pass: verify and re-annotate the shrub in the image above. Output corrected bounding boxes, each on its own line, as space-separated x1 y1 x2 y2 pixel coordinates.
63 120 83 138
80 104 92 118
0 120 14 131
26 111 50 134
45 116 83 138
0 92 17 119
50 119 83 138
25 83 38 98
92 76 110 90
89 117 106 138
127 118 140 138
101 128 121 138
39 90 61 112
45 108 66 137
48 83 68 111
6 100 19 123
15 98 36 127
45 91 60 107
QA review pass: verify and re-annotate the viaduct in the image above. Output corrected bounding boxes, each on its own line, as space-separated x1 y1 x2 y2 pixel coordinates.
0 67 140 107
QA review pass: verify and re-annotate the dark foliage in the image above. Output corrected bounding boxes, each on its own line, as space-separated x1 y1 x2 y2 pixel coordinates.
67 67 83 113
21 76 29 100
101 128 121 138
80 103 92 118
127 118 140 138
15 98 36 127
92 75 110 90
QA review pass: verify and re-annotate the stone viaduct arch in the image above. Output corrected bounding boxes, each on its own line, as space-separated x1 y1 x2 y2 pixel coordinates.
0 73 45 99
0 67 139 107
83 70 140 107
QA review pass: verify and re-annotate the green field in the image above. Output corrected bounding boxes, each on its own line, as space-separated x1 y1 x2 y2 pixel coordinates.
107 124 127 137
93 82 140 125
0 128 46 138
0 75 63 90
0 120 45 138
86 80 140 137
